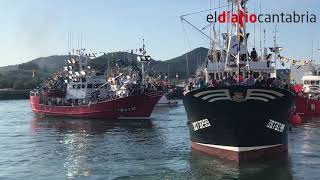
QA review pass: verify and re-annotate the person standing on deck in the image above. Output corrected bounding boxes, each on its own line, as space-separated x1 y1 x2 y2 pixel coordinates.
250 48 258 61
238 73 244 84
211 77 218 87
266 74 273 87
266 54 272 67
245 73 256 86
272 77 284 88
198 77 206 89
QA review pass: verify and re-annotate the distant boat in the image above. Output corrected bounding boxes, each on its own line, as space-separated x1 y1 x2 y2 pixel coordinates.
156 93 178 107
293 70 320 117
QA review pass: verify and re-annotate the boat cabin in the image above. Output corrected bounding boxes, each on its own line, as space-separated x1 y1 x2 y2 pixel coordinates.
302 75 320 94
66 75 111 100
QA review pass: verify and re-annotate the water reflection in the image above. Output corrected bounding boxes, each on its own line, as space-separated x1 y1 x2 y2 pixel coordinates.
30 116 155 179
31 116 153 134
188 152 293 180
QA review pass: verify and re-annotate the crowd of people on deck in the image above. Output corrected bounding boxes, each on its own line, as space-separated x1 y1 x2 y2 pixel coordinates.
208 48 275 69
185 71 290 93
37 69 171 106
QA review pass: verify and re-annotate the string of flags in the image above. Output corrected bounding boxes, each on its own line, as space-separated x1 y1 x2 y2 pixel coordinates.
277 55 312 66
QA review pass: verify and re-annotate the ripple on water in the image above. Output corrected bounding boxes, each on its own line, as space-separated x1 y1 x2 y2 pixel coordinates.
0 100 319 179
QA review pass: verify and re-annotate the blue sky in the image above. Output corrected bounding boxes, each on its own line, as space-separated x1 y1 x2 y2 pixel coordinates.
0 0 319 66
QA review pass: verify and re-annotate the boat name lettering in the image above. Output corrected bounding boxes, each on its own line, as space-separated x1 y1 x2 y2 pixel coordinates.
266 119 285 132
116 106 137 112
193 119 211 131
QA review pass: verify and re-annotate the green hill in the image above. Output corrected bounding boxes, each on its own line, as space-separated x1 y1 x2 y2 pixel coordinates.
150 47 208 78
0 47 209 89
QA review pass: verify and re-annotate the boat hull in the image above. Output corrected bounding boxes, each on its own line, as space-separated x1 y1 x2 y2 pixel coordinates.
30 91 163 119
295 95 320 117
183 86 295 162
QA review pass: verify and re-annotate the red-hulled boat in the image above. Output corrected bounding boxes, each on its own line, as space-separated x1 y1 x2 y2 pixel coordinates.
30 91 162 119
293 74 320 117
30 42 163 119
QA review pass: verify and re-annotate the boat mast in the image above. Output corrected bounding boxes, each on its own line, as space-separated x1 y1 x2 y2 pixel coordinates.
259 0 262 59
273 25 278 77
224 2 233 71
318 47 320 64
137 39 151 81
236 0 242 81
186 51 190 78
263 28 266 60
242 0 250 72
141 39 146 79
253 7 256 49
167 62 170 79
218 0 221 43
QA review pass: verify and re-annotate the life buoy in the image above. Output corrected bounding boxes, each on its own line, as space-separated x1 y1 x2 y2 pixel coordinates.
290 114 302 126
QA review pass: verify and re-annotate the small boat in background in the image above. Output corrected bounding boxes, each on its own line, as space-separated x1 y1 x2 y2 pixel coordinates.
156 93 178 107
293 71 320 117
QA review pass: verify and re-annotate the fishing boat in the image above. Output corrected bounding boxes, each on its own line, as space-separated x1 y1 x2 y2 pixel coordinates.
30 41 163 119
181 0 295 162
294 69 320 117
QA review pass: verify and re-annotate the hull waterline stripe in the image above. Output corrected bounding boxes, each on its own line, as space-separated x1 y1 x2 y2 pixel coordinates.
202 94 230 100
193 142 283 152
245 97 269 102
194 90 230 97
247 89 284 97
247 93 276 99
208 97 232 102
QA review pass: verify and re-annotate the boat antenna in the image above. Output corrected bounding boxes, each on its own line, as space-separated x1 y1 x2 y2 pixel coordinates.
81 32 83 51
318 40 320 63
253 6 256 49
77 33 80 53
311 40 314 61
259 0 262 58
68 29 70 54
318 49 320 64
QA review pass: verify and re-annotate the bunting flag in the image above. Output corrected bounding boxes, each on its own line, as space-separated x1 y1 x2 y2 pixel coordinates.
278 55 312 66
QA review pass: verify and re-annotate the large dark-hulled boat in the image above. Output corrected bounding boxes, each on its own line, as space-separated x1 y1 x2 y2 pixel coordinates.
30 41 163 119
181 0 295 161
184 86 295 161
